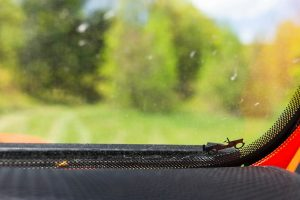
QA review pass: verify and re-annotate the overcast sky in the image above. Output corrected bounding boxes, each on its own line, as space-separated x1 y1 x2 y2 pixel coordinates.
87 0 300 43
191 0 300 43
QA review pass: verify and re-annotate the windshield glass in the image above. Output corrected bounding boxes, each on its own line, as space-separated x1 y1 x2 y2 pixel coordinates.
0 0 299 144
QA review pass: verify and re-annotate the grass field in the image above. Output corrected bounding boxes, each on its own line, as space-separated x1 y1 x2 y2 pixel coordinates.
0 103 275 145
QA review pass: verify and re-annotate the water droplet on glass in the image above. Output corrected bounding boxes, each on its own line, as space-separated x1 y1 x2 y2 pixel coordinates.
230 69 238 81
147 55 153 60
254 102 260 107
104 10 115 20
292 57 300 64
77 23 89 33
78 40 86 47
190 51 196 58
239 98 244 104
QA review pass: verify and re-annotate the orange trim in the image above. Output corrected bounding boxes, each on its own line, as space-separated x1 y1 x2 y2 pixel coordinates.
0 133 45 143
287 148 300 172
253 126 300 169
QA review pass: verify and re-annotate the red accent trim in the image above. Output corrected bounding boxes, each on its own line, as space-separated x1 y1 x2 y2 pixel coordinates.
253 125 300 169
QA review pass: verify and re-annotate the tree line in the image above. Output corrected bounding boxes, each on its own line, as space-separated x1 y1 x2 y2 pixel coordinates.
0 0 299 116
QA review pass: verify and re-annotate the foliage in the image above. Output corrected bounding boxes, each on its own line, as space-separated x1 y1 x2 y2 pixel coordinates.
275 22 300 89
19 0 109 103
241 21 300 117
240 43 277 117
0 0 299 145
0 0 297 118
0 0 26 109
192 26 248 115
0 0 24 68
156 0 218 99
212 29 248 114
102 0 178 112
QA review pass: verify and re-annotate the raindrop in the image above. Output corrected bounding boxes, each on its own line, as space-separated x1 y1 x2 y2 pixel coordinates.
77 23 89 33
78 40 86 47
292 57 300 64
190 51 196 58
230 69 238 81
104 10 115 20
147 55 153 60
254 102 260 107
239 98 244 104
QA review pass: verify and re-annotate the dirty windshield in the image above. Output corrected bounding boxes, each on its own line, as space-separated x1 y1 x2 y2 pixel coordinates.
0 0 299 144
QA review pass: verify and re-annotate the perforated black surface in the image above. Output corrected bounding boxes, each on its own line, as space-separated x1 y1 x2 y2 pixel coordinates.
0 167 299 200
0 89 299 198
239 87 300 165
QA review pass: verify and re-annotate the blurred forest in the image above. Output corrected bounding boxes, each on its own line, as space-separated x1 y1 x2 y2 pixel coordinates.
0 0 299 143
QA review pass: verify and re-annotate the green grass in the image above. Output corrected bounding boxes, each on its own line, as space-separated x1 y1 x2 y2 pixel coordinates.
0 103 275 145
